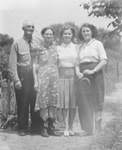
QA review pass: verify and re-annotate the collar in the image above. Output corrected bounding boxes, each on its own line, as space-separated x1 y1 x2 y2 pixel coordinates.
42 41 54 49
23 36 33 43
61 42 73 48
83 38 95 46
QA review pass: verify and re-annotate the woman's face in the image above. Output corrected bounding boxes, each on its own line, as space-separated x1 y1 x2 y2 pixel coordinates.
43 29 54 43
62 29 73 44
81 27 92 41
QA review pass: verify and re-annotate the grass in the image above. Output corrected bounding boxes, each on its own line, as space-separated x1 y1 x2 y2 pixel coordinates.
85 59 122 150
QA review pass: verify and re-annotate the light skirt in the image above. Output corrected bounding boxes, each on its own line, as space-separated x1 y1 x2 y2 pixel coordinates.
59 67 76 109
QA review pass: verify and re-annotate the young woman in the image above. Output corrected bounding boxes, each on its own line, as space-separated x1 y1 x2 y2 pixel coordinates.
57 25 78 136
33 27 60 137
75 23 108 136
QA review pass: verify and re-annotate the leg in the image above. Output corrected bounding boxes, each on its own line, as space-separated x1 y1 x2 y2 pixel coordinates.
62 108 69 136
39 108 49 137
77 78 94 135
29 72 41 134
69 108 76 135
15 81 30 134
47 106 61 136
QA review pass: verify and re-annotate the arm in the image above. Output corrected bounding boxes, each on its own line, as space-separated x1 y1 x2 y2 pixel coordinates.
9 42 22 89
83 41 108 75
83 59 107 75
75 44 84 79
33 62 38 91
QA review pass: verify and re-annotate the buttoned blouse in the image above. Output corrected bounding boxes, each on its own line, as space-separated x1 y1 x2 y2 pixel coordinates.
79 39 108 63
57 42 78 67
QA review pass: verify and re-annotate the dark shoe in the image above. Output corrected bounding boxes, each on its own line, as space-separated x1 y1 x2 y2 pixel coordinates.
47 127 61 136
40 128 49 137
18 130 28 136
39 117 49 137
47 117 61 136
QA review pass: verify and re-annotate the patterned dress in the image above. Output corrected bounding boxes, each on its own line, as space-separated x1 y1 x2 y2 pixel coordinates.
35 44 59 110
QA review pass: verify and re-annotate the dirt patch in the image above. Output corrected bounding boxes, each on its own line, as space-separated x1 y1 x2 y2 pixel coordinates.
0 82 122 150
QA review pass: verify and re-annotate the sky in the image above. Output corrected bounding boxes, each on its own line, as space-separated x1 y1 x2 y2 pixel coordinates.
0 0 112 40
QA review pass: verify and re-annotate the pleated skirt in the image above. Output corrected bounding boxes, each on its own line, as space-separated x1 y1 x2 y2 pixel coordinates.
58 67 76 109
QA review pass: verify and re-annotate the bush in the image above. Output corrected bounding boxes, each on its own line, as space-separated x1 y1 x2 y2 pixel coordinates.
104 58 118 95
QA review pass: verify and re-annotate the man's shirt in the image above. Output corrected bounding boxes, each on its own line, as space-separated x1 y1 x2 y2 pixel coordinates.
9 36 38 82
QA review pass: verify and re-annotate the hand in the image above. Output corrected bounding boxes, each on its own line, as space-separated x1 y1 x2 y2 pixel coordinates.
34 81 38 91
83 69 94 75
15 80 22 90
36 64 39 70
76 71 84 79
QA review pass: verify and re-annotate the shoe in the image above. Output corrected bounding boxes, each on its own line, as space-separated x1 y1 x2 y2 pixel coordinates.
80 130 93 137
18 130 28 136
40 129 49 137
64 130 69 137
69 130 74 136
47 117 61 136
47 127 61 136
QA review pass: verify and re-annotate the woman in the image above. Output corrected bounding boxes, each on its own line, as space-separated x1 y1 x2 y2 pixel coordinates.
33 27 60 137
75 23 108 136
57 25 78 136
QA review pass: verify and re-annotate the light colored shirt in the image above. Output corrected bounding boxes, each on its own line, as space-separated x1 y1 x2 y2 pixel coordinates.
9 36 38 82
57 42 78 67
79 39 108 63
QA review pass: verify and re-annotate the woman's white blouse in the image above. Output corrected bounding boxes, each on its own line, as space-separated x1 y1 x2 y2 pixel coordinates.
79 39 108 63
57 42 78 67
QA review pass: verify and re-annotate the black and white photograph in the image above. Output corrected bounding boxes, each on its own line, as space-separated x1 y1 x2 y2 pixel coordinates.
0 0 122 149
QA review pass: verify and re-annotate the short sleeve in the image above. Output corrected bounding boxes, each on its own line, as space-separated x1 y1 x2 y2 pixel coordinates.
96 41 108 61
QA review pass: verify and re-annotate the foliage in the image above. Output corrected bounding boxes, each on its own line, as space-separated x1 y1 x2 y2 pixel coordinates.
0 34 14 80
81 0 122 36
88 103 122 150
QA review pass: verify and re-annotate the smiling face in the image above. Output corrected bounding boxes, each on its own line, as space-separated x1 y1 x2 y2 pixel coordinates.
23 21 35 37
43 29 54 43
81 27 92 42
62 29 73 44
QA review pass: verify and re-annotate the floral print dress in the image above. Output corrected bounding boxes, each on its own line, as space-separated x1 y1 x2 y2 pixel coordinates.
35 44 59 110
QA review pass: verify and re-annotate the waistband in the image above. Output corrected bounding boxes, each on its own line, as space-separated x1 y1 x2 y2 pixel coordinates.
59 67 75 70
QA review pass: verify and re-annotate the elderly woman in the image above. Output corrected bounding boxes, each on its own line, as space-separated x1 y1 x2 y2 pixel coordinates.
57 25 78 136
33 27 60 137
75 23 108 136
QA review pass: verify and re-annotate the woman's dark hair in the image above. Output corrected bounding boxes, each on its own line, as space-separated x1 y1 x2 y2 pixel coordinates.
78 23 98 41
41 27 55 36
59 25 76 40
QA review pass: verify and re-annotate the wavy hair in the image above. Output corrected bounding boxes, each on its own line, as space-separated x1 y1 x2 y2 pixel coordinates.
78 23 98 41
59 25 76 41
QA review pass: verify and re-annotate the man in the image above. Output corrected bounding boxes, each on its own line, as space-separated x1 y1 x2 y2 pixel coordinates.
9 20 40 136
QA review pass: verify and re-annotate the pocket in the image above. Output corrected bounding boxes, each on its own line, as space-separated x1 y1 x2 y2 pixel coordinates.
19 51 30 62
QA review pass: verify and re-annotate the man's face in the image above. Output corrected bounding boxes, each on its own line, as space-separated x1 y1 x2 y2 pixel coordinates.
23 22 35 36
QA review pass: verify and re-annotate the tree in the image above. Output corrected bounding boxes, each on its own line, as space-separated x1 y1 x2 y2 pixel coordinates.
0 34 14 80
81 0 122 36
